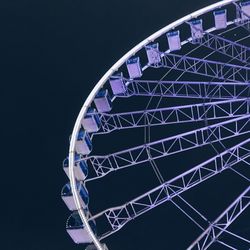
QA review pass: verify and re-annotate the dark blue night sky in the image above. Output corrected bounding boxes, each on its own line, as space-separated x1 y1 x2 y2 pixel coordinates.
1 0 249 249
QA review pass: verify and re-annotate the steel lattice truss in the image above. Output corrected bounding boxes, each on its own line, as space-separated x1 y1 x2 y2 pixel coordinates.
92 139 250 239
155 53 250 82
188 15 250 63
86 115 250 177
126 80 250 100
96 99 249 134
199 31 250 63
187 186 250 250
67 2 250 249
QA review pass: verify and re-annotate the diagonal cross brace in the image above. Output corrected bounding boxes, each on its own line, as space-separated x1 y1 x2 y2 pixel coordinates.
86 115 250 177
93 139 250 239
187 185 250 250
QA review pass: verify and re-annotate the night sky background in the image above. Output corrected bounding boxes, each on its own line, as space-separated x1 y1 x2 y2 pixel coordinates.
1 0 249 250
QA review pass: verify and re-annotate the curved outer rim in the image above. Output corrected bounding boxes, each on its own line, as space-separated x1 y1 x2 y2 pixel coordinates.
68 0 239 249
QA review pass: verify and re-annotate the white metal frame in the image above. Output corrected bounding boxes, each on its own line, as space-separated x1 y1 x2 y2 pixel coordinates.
68 1 240 249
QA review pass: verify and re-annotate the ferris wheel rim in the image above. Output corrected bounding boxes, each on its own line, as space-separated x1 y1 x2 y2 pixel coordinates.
68 1 241 249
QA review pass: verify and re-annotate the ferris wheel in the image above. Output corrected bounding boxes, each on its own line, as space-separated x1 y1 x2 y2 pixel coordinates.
61 0 250 249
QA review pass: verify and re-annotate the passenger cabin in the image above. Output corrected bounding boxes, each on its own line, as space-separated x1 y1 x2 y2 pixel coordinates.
94 89 112 113
214 9 227 29
145 43 161 65
61 182 89 211
82 108 101 133
109 73 127 95
167 31 181 51
75 129 92 155
126 57 142 79
66 212 97 244
63 153 88 181
190 19 203 42
86 244 109 250
240 1 250 20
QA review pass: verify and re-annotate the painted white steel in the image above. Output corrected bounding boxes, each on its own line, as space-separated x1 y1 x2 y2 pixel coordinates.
68 1 239 249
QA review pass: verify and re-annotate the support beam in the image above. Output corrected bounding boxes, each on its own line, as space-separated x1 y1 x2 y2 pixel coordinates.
126 80 250 100
157 53 250 82
95 99 249 134
186 16 250 64
92 139 250 239
236 18 250 32
187 186 250 250
199 32 250 63
86 115 250 177
215 227 250 245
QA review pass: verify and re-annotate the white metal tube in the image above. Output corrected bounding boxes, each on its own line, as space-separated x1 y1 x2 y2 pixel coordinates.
68 1 239 249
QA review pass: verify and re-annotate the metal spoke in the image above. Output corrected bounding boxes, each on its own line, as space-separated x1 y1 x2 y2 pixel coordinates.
94 99 249 135
214 226 250 244
195 31 250 64
187 185 250 250
91 139 250 240
85 115 250 178
144 115 210 232
229 166 250 182
217 240 238 250
125 80 250 100
186 15 250 64
65 1 250 249
169 198 205 230
157 53 250 82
